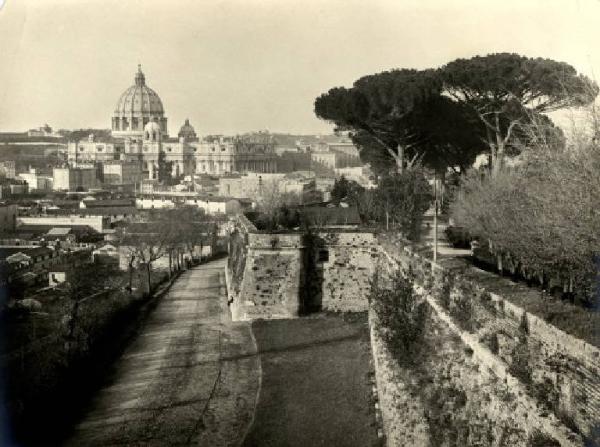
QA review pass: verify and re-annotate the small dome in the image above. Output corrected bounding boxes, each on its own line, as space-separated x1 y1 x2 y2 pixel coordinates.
144 120 161 133
144 119 161 141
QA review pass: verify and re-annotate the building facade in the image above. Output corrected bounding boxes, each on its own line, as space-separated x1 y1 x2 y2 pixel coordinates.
53 167 97 191
102 160 143 186
68 66 277 181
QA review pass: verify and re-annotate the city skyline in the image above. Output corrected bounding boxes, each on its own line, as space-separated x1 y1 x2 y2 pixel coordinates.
1 0 600 135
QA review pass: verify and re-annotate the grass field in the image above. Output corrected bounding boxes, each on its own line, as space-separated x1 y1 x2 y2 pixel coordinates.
243 313 380 447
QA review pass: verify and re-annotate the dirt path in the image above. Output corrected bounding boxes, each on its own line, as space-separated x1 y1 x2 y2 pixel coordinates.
242 313 379 447
65 259 260 447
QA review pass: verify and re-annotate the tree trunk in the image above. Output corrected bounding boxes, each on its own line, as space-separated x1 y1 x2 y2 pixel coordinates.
492 115 505 177
66 299 80 356
128 257 134 293
146 263 152 296
168 251 172 278
396 144 404 173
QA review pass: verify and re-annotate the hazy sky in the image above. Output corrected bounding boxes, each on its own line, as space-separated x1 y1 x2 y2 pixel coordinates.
0 0 599 135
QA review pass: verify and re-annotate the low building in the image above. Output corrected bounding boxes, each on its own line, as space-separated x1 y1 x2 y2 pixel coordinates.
53 167 98 191
18 168 54 191
92 243 119 266
0 179 29 198
102 160 143 186
0 161 16 179
27 124 60 138
80 198 135 208
46 206 137 224
135 191 247 215
0 205 17 233
0 246 61 275
310 151 338 169
48 270 68 287
218 173 287 200
334 166 376 189
17 215 110 233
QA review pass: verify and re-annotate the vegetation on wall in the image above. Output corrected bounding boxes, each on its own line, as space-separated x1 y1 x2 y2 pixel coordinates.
369 268 427 362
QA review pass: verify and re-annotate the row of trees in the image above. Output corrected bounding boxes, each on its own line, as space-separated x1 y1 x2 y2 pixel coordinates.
119 207 219 293
250 170 432 240
332 172 433 240
450 109 600 303
315 53 597 177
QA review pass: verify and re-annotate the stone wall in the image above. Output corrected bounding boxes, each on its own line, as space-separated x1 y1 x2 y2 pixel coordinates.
307 231 379 312
225 217 378 319
228 232 305 321
369 309 430 446
377 238 598 445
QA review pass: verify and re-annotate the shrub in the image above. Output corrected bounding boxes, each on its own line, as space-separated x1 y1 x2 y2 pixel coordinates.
451 292 474 332
369 269 428 363
374 170 433 240
436 271 454 309
527 430 560 447
509 338 532 385
445 226 472 248
450 281 475 332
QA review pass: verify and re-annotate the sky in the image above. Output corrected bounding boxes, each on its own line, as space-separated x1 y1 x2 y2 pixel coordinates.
0 0 599 135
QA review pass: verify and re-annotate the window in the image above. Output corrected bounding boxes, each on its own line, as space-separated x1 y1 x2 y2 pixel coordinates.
144 146 148 152
79 146 84 152
318 249 329 263
97 145 104 152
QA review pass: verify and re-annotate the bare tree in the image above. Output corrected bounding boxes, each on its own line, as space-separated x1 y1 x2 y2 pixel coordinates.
121 222 168 295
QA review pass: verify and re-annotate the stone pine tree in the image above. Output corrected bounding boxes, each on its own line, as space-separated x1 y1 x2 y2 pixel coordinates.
441 53 598 176
314 69 486 176
314 69 441 174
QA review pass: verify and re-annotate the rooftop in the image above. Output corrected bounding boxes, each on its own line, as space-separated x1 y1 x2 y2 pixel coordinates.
82 198 135 208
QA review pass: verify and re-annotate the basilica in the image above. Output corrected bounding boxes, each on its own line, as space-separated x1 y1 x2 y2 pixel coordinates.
68 66 277 179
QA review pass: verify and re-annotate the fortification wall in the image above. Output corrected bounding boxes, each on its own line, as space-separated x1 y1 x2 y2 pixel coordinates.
225 217 378 319
308 231 379 312
376 236 598 445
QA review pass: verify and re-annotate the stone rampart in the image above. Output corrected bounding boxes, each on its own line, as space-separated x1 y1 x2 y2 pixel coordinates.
377 236 598 445
225 217 378 319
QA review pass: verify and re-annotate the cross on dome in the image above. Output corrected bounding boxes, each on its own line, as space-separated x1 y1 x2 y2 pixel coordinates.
135 64 146 86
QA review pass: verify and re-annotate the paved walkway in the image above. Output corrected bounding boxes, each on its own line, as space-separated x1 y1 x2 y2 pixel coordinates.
66 259 260 447
65 259 378 446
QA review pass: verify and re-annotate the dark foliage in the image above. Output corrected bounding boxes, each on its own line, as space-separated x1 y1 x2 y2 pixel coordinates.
314 69 487 175
369 269 428 362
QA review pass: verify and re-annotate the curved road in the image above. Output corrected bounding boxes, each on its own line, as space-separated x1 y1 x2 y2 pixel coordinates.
66 258 260 446
66 258 378 446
